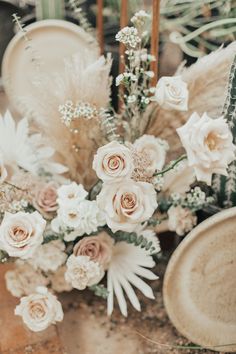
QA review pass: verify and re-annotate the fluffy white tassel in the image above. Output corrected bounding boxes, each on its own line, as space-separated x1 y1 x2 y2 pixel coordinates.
18 51 112 189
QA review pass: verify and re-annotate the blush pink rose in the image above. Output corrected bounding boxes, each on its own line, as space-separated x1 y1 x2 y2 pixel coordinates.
73 232 114 270
34 182 58 216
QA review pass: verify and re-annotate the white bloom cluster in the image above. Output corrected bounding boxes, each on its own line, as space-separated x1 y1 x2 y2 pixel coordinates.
28 240 67 272
59 100 99 126
52 182 106 241
5 261 49 298
131 10 150 27
167 205 197 236
115 26 141 48
65 254 104 290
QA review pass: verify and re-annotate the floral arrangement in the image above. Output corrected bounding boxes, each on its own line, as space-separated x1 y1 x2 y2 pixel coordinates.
1 10 235 332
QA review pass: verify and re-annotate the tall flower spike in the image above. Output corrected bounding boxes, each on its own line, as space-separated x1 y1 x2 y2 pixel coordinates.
107 241 158 317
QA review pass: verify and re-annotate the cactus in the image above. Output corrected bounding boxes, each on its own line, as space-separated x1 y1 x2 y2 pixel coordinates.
212 54 236 207
35 0 65 20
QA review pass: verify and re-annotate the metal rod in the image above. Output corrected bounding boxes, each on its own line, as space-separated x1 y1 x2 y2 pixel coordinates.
150 0 161 86
96 0 104 54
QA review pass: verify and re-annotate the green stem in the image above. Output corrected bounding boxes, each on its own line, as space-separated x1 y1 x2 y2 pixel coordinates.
154 155 187 177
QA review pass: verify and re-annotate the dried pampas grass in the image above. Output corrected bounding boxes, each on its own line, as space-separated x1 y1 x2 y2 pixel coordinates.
23 51 112 189
147 42 236 158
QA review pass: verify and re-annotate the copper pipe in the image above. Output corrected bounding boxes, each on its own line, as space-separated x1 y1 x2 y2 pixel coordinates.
119 0 128 75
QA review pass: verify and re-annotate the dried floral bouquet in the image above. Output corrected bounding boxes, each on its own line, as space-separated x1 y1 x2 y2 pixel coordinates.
0 10 235 332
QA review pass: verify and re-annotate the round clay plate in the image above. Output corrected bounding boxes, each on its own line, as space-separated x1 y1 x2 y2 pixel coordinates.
2 19 96 114
163 207 236 352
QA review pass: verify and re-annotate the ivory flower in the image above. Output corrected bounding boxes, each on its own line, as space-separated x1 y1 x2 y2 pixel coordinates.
133 135 169 173
51 200 106 241
153 76 188 111
177 112 236 185
28 240 67 272
73 232 114 270
167 205 197 236
93 141 134 182
97 180 157 233
15 286 63 332
57 182 88 207
5 261 49 298
65 254 104 290
0 211 46 259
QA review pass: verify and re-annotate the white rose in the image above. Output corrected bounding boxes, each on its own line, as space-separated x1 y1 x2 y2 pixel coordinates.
57 182 88 207
51 200 106 241
15 286 63 332
65 254 104 290
93 141 134 182
133 135 169 173
153 76 188 111
167 205 197 236
177 112 236 185
97 179 157 233
0 211 46 259
28 240 67 272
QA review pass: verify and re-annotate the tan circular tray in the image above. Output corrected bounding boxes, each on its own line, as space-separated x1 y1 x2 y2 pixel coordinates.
2 19 96 115
164 207 236 352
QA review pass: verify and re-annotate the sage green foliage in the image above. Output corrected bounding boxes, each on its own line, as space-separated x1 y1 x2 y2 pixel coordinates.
114 231 157 254
89 284 109 299
0 250 8 263
213 55 236 207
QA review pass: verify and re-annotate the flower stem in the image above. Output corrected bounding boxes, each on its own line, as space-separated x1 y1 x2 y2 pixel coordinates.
154 154 187 176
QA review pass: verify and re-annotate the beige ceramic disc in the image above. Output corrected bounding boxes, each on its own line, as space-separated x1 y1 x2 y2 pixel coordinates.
163 207 236 352
2 19 96 114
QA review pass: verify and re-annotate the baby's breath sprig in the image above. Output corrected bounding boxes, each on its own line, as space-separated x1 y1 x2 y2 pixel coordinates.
115 10 155 141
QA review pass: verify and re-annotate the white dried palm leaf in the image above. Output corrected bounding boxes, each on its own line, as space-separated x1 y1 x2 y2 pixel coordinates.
107 241 158 317
21 51 112 189
0 110 66 175
147 42 236 158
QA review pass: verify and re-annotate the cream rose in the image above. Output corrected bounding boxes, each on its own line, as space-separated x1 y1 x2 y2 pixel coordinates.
153 76 188 111
93 141 134 182
73 232 114 270
15 286 63 332
34 182 58 217
97 179 157 232
133 135 169 173
65 254 104 290
167 205 197 236
177 112 236 185
0 211 46 259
